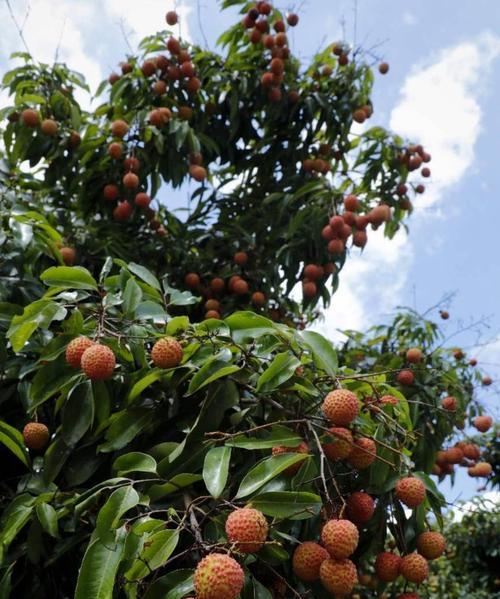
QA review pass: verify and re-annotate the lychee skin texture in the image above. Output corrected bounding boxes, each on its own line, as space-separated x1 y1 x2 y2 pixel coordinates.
441 396 457 411
23 422 50 450
81 344 116 380
292 542 329 581
225 508 268 553
194 554 244 599
319 558 358 596
322 389 359 426
272 441 309 475
473 415 493 433
321 519 359 559
375 552 401 582
66 336 95 369
323 427 353 461
399 553 429 584
346 492 375 525
347 437 376 470
397 369 414 386
416 531 445 560
151 337 183 369
395 477 426 509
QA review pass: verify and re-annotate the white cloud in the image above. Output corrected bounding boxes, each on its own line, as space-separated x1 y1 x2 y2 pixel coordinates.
451 491 500 522
104 0 192 43
314 33 500 340
403 12 417 26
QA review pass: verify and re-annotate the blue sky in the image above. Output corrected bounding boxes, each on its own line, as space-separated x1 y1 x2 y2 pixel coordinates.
0 0 498 503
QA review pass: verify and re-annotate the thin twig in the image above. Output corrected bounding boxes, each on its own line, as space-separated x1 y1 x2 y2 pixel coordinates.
4 0 31 54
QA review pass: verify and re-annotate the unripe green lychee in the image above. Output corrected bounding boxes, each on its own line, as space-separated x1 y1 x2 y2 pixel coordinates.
292 542 329 581
23 422 50 450
416 531 445 560
81 344 116 380
225 508 268 553
323 427 353 461
375 552 401 582
151 337 183 369
347 437 376 469
395 477 426 508
66 336 95 369
399 553 429 584
322 389 359 425
319 558 358 596
321 519 359 559
194 553 244 599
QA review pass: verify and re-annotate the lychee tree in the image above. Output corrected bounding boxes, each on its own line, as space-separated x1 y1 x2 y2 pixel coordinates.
0 1 496 599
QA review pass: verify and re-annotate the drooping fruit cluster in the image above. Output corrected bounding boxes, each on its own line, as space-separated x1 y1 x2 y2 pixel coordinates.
81 344 116 380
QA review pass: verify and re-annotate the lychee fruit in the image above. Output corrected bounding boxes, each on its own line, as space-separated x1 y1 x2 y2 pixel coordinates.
395 477 426 508
151 337 183 369
272 441 309 475
347 437 376 469
21 108 40 127
322 389 359 426
323 427 353 461
41 118 59 136
346 492 375 525
440 310 449 320
81 344 116 380
319 558 358 596
210 277 225 293
225 508 268 553
292 542 329 581
468 462 493 477
399 553 429 584
185 272 200 289
379 62 389 74
205 310 220 319
416 531 445 560
123 172 139 189
397 369 414 386
444 447 463 464
234 251 248 266
23 422 50 450
441 396 457 411
482 375 492 386
251 291 266 307
344 194 359 211
166 10 178 25
103 184 119 201
233 279 249 295
287 13 299 27
66 336 95 369
375 552 401 582
110 119 129 138
193 553 244 599
380 395 398 406
303 281 317 298
473 415 492 432
406 347 422 363
189 165 207 182
463 443 480 460
113 201 133 222
60 246 76 266
134 192 151 208
108 142 122 159
397 595 420 599
321 519 359 559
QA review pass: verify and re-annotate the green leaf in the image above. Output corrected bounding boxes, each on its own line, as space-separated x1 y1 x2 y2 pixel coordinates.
75 527 127 599
225 311 277 343
127 370 164 402
0 564 14 599
123 277 143 315
250 492 322 520
300 330 338 376
0 420 30 467
256 352 300 393
225 425 302 450
142 570 193 599
29 361 79 410
42 437 72 483
166 316 190 335
203 446 231 498
7 300 64 351
187 353 240 395
148 474 203 501
0 495 34 554
125 529 179 581
113 452 157 475
96 486 140 539
61 380 94 445
127 263 161 290
36 503 58 537
98 408 153 453
235 453 310 499
40 266 98 290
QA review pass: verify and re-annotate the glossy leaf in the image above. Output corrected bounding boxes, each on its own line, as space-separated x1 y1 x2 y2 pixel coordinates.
203 446 231 498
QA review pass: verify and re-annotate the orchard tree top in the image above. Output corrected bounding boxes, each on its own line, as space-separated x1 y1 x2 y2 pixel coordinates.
0 2 496 599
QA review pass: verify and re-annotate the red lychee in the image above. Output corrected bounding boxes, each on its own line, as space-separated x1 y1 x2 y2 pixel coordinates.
151 337 183 369
41 118 59 136
103 184 119 200
321 519 359 559
482 375 492 386
397 369 414 386
194 553 244 599
416 531 445 560
110 119 129 138
395 477 426 508
251 291 266 307
468 462 493 477
225 508 268 553
323 427 353 461
123 172 139 189
60 246 76 266
81 344 116 380
113 201 133 222
292 542 329 581
346 492 375 525
375 552 401 582
233 251 248 266
380 394 398 406
302 281 317 298
322 389 359 426
441 396 457 411
347 437 376 470
379 62 389 74
210 277 225 293
473 415 492 433
23 422 50 450
21 108 40 127
66 336 95 369
134 192 151 208
166 10 178 25
319 558 358 596
397 594 420 599
463 443 480 460
399 553 429 584
406 347 422 363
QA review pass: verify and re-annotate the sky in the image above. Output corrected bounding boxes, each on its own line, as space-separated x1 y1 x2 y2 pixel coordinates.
0 0 498 504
